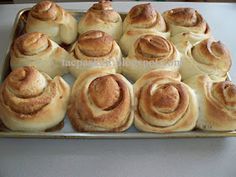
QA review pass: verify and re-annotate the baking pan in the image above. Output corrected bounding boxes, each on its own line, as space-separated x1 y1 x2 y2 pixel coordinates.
0 8 234 139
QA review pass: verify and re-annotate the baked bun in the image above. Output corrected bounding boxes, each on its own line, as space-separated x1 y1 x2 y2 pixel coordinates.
122 34 181 81
185 75 236 131
78 0 122 41
0 66 70 132
10 32 69 77
163 8 211 53
69 30 122 77
26 0 77 45
120 3 170 55
180 38 231 81
134 70 198 133
68 68 134 132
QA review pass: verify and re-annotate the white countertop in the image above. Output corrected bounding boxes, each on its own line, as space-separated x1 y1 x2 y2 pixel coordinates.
0 2 236 177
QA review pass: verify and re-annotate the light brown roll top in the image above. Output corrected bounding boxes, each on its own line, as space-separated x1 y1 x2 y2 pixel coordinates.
125 3 166 32
1 66 66 116
164 8 199 27
191 39 231 72
31 0 63 21
89 75 121 110
0 66 70 132
68 69 133 132
85 0 120 23
133 34 178 61
211 81 236 111
185 75 236 131
2 67 50 114
69 30 122 77
76 30 113 58
12 32 51 57
137 71 188 126
6 66 47 99
163 8 209 34
92 0 112 11
134 70 198 133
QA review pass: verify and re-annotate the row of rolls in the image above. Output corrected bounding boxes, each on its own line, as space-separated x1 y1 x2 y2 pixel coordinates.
0 66 235 132
11 0 231 82
0 0 235 132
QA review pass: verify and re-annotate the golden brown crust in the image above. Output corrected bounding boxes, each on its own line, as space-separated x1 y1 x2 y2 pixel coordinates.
77 30 113 57
163 7 208 33
122 34 181 81
133 34 178 61
12 32 51 56
69 31 122 77
30 1 64 21
78 0 122 41
164 8 198 27
185 75 236 131
128 3 156 25
124 3 167 31
120 3 169 56
191 38 231 71
67 69 134 132
180 38 232 81
10 32 69 77
134 70 198 133
85 0 120 23
0 66 70 132
163 7 211 53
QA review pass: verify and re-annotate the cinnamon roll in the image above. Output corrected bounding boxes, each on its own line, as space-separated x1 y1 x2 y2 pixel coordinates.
67 68 134 132
122 34 181 81
10 32 69 77
26 0 77 45
78 0 122 41
180 38 232 81
0 66 70 132
69 30 122 77
120 3 170 55
134 70 198 133
163 8 211 53
185 75 236 131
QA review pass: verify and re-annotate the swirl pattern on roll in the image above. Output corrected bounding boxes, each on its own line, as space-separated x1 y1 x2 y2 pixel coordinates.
10 32 69 77
0 66 70 132
69 30 122 77
123 34 181 81
78 0 122 41
163 7 211 52
134 70 198 133
120 3 170 55
180 38 231 81
26 0 77 44
185 75 236 131
67 69 134 132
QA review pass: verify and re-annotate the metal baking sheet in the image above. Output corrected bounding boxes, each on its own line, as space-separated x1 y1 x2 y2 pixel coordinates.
0 8 235 139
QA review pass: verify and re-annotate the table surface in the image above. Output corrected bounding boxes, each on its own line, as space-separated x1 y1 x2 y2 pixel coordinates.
0 2 236 177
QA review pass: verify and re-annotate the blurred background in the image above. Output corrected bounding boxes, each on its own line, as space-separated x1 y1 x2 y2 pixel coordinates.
1 0 236 4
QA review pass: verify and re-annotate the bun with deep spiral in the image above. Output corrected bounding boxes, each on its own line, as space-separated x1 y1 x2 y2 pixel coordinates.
0 66 70 132
78 0 122 41
185 75 236 131
120 3 170 55
122 34 181 81
26 0 77 45
163 7 211 53
10 32 69 77
67 68 134 132
69 30 122 77
134 70 198 133
180 38 231 81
